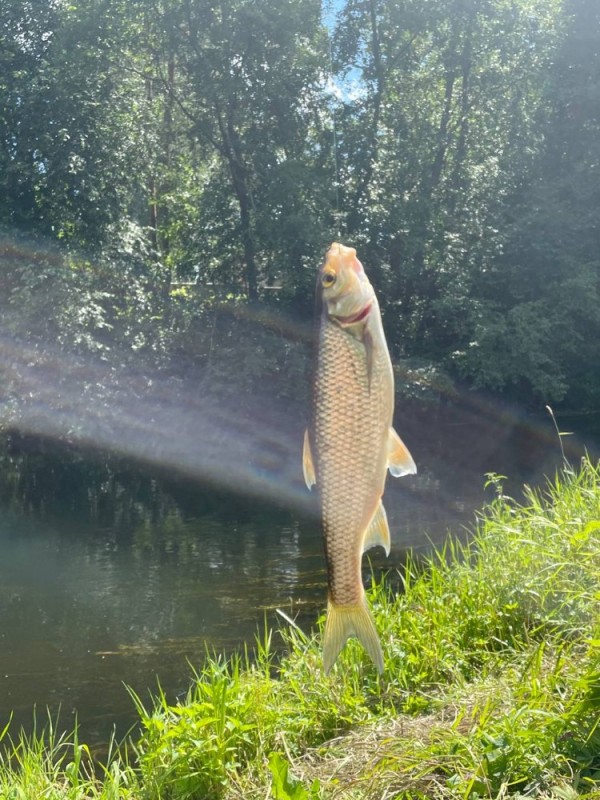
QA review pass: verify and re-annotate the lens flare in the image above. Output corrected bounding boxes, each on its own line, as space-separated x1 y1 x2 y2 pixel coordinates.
0 233 593 525
0 329 315 514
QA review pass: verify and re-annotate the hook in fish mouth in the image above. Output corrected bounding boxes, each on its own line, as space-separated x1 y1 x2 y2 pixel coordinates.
331 302 372 326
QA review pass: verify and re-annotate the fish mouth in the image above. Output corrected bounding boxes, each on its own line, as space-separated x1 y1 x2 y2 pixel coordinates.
331 302 372 325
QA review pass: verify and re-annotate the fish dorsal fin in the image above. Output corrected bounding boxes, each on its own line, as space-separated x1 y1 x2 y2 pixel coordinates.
302 429 316 489
362 501 391 556
388 427 417 477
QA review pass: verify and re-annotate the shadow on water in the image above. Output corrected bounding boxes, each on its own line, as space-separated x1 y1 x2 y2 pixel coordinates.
0 397 598 750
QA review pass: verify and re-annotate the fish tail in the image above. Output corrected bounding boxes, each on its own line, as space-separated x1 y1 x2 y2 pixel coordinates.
323 595 384 675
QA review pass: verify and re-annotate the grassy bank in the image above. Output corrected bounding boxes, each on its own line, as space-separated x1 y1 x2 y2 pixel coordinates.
1 459 600 799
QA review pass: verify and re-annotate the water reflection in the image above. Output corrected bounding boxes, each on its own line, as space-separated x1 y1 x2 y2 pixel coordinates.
0 496 327 746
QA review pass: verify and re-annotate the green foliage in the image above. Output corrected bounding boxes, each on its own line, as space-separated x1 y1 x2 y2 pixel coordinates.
268 752 322 800
0 0 148 246
2 0 600 408
130 660 259 799
453 302 569 401
0 714 139 798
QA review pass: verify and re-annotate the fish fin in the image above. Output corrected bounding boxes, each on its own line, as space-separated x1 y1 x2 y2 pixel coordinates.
323 595 384 675
302 429 316 489
387 427 417 477
362 501 391 556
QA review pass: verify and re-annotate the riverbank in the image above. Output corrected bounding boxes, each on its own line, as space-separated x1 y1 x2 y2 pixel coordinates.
1 458 599 798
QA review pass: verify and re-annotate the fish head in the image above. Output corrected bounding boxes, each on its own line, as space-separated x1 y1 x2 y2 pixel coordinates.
319 242 375 323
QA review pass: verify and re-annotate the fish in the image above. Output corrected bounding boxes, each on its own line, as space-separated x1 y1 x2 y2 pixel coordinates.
303 242 416 674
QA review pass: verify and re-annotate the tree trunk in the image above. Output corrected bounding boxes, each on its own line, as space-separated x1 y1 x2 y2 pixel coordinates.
146 75 159 253
425 52 456 198
160 53 176 302
450 13 474 209
217 103 258 302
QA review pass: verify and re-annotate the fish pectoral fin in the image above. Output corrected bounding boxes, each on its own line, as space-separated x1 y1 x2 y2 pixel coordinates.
323 596 384 675
387 427 417 477
302 429 316 489
362 501 391 556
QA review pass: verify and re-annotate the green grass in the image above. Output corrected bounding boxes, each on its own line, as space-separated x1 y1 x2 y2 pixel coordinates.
0 715 139 799
1 458 600 799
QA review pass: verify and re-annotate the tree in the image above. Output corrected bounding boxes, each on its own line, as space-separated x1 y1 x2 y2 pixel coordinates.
0 0 61 229
332 0 574 406
143 0 329 302
1 0 598 413
458 0 600 405
0 0 151 248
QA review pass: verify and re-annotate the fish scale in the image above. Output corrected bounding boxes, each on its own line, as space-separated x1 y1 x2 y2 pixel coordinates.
314 318 389 607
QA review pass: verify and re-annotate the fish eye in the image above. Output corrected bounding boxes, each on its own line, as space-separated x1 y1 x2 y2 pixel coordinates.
321 271 336 288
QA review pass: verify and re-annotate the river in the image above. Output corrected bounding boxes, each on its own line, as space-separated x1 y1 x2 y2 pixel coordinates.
0 395 598 750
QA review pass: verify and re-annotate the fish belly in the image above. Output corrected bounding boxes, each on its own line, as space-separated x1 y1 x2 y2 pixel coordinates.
314 319 391 606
